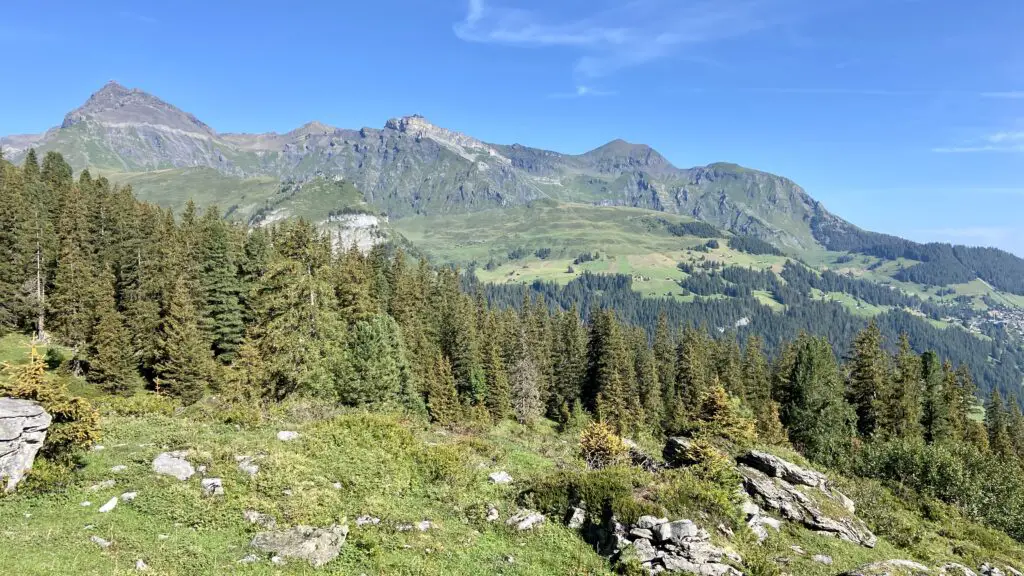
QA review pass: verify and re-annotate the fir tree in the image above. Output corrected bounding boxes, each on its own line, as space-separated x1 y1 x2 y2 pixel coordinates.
777 334 856 467
986 389 1014 460
714 333 745 400
197 207 244 362
920 351 953 444
551 305 587 414
674 325 712 419
878 333 923 440
154 277 214 404
49 186 96 356
341 314 408 406
632 326 663 430
425 353 460 425
483 315 512 421
509 326 543 426
846 320 888 438
653 313 677 427
86 269 137 394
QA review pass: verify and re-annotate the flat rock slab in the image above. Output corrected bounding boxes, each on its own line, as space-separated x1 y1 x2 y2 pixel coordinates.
251 524 348 568
152 452 194 481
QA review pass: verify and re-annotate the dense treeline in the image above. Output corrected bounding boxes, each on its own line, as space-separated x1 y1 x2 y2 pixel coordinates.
481 272 1024 400
665 220 721 238
727 235 784 256
811 217 1024 295
7 151 1024 539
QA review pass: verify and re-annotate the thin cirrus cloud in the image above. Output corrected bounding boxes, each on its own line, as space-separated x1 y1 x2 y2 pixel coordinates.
933 131 1024 154
453 0 787 94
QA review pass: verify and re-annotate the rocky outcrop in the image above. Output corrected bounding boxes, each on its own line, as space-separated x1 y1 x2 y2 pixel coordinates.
737 451 875 547
0 398 52 492
250 524 349 568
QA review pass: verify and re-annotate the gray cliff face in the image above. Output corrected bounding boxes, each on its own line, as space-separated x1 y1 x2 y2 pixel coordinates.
2 83 843 248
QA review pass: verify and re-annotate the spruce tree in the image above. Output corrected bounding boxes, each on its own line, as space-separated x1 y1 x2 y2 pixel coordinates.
483 315 511 421
426 353 460 425
87 269 137 394
335 245 375 324
714 333 745 400
674 325 712 419
878 333 923 440
341 314 407 406
551 306 587 414
653 313 677 426
920 351 953 443
846 320 888 438
632 326 663 430
509 326 543 426
777 334 856 467
154 277 214 404
986 389 1014 460
49 186 96 356
197 207 244 362
0 161 29 333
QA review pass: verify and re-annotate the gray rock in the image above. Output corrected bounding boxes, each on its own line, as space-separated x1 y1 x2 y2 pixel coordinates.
135 559 149 571
98 497 118 513
237 554 260 564
90 535 112 549
663 437 702 468
813 554 833 565
740 500 760 519
200 477 223 497
277 431 300 442
236 455 259 477
121 491 138 502
111 465 128 473
486 507 500 522
637 515 669 530
152 452 194 481
80 501 92 507
938 564 977 576
488 471 513 484
738 461 876 548
355 515 380 527
250 524 349 568
655 519 700 544
0 398 51 492
506 510 545 531
630 527 655 540
244 510 277 529
633 538 659 563
838 560 932 575
416 520 433 532
737 450 828 489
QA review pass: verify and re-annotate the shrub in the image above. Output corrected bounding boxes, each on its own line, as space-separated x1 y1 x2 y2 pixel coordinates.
580 421 628 469
100 391 177 417
523 466 659 525
1 349 100 464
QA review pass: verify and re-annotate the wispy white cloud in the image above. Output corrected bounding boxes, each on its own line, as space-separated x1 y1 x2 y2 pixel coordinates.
934 129 1024 153
981 91 1024 99
454 0 786 81
548 85 616 99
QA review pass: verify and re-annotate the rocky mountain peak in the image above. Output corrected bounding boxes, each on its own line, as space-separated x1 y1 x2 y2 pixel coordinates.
582 138 673 175
61 81 214 136
384 115 510 165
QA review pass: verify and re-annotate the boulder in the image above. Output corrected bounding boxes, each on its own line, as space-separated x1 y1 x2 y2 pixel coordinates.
355 515 380 527
566 506 586 529
0 398 52 492
236 455 259 477
633 538 658 563
90 535 112 549
655 519 703 544
277 431 300 442
250 524 348 568
663 437 702 468
623 438 664 472
152 451 194 481
839 560 932 576
507 510 545 531
98 497 118 513
487 507 500 522
737 451 828 489
121 491 138 502
201 478 224 497
813 554 833 565
488 471 513 484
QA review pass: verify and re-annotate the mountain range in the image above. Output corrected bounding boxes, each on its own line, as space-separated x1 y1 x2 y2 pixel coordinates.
3 81 845 251
5 81 1024 299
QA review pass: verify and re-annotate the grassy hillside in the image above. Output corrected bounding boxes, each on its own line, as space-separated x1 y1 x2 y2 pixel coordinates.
2 335 1024 575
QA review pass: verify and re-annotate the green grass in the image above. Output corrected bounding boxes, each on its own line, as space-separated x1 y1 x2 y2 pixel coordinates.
108 169 281 221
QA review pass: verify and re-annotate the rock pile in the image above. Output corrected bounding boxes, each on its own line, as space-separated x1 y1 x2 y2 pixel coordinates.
0 398 51 492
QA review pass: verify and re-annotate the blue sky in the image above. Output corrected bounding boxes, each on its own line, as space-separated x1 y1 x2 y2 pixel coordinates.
2 0 1022 254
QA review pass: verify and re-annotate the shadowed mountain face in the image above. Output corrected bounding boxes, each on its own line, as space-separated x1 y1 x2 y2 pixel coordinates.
3 82 838 249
